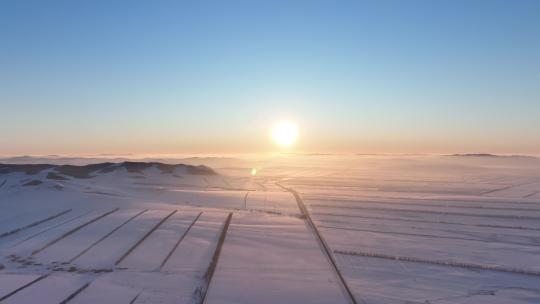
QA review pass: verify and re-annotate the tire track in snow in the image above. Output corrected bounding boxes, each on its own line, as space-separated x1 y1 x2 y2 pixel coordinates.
277 183 361 304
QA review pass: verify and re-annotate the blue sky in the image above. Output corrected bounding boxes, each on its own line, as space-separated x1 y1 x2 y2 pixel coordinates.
1 0 539 155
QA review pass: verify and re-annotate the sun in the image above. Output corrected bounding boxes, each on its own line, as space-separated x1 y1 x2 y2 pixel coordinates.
271 121 299 147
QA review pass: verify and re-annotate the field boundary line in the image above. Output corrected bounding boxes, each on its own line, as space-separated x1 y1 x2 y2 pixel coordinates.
310 204 540 220
198 212 233 304
303 194 540 207
12 210 94 247
59 281 91 303
70 209 149 262
318 224 540 248
0 209 72 239
0 274 49 301
243 191 249 209
277 183 361 304
159 211 203 270
129 293 140 304
313 213 540 232
308 200 540 212
335 249 540 277
115 210 177 265
31 208 119 255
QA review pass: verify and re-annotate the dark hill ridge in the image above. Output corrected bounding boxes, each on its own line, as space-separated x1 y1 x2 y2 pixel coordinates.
448 154 538 160
0 162 217 179
450 153 500 158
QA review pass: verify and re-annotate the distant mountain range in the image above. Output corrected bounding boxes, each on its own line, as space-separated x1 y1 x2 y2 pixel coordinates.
449 153 538 159
0 162 217 180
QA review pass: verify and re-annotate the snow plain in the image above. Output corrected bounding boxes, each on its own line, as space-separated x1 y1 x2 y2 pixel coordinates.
1 155 540 303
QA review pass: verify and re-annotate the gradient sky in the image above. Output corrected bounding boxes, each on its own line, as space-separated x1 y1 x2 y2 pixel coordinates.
1 0 539 155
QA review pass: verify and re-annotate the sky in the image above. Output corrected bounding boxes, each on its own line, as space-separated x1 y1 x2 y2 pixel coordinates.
1 0 539 155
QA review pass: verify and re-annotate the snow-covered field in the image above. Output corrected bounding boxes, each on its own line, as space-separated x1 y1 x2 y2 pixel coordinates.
1 155 539 303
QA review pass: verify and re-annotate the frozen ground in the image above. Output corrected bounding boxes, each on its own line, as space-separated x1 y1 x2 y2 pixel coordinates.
1 155 540 303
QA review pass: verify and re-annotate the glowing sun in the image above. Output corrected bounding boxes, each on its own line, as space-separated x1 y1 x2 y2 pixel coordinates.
271 121 299 147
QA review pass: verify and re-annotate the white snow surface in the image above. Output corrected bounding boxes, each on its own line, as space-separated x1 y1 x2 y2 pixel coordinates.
1 155 540 303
